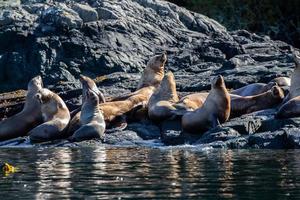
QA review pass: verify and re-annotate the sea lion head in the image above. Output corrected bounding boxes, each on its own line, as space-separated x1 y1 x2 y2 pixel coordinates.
35 88 53 105
79 75 105 103
271 86 285 100
211 75 225 89
147 53 167 71
28 75 43 92
80 75 98 93
292 50 300 67
85 89 99 106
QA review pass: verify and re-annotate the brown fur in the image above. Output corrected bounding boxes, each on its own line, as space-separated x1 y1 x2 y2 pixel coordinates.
276 50 300 119
276 96 300 119
29 88 70 142
80 75 106 103
231 82 276 96
270 77 291 87
174 92 209 113
137 53 167 89
182 75 230 134
70 89 106 142
100 86 155 122
107 53 167 102
148 71 179 121
68 81 155 134
289 51 300 99
0 76 43 141
230 86 284 118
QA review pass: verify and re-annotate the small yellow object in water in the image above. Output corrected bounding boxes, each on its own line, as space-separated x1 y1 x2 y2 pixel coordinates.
2 163 18 175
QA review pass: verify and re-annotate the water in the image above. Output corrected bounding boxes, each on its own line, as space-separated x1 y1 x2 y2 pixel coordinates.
1 147 300 199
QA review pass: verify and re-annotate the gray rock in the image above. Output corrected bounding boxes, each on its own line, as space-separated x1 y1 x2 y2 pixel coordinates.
40 3 83 30
0 0 298 149
195 127 241 144
285 128 300 148
72 3 98 23
126 122 160 140
96 7 119 20
103 130 143 145
248 131 288 149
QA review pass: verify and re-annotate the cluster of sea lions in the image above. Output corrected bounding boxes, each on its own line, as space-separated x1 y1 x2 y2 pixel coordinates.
0 50 300 143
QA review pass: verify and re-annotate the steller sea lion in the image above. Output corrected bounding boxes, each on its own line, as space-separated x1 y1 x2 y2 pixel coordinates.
231 82 277 97
230 86 284 118
276 50 300 119
29 88 71 142
270 77 291 87
0 76 43 141
137 53 167 89
80 75 106 103
69 75 106 118
100 86 155 123
67 76 155 133
70 89 105 142
172 92 209 116
288 51 300 99
67 75 106 134
108 53 167 102
182 75 230 134
148 71 179 121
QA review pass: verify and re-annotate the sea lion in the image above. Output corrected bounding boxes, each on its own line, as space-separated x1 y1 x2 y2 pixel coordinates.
67 75 106 134
107 53 167 102
68 76 155 133
80 75 106 103
29 88 71 142
70 89 105 142
100 86 155 123
182 75 230 134
276 50 300 119
137 53 167 89
172 92 209 115
0 76 43 141
69 75 106 118
148 71 179 121
230 86 284 118
288 51 300 99
270 77 291 87
231 82 276 96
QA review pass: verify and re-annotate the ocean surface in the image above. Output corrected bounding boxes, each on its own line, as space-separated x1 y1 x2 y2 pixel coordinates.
1 146 300 199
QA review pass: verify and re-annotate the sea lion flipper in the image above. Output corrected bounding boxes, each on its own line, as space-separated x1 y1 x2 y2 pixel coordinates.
210 114 221 128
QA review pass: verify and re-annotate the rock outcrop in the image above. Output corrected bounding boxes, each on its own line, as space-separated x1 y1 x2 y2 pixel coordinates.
0 0 299 149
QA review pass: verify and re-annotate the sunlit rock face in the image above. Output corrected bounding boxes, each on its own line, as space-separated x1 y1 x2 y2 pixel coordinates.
0 0 294 94
0 0 299 149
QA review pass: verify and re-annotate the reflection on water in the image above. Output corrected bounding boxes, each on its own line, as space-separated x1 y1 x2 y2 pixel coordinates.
1 147 300 199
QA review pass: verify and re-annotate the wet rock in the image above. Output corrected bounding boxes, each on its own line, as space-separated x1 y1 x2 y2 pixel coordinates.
103 130 143 145
224 137 249 149
126 122 160 140
248 131 288 149
257 117 300 133
195 127 241 144
223 115 267 135
285 128 300 148
160 117 186 145
161 130 185 146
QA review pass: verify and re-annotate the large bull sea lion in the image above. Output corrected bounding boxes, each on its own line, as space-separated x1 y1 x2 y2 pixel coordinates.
182 75 230 134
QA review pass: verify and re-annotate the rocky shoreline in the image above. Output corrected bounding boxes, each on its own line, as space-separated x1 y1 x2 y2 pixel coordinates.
0 0 300 149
